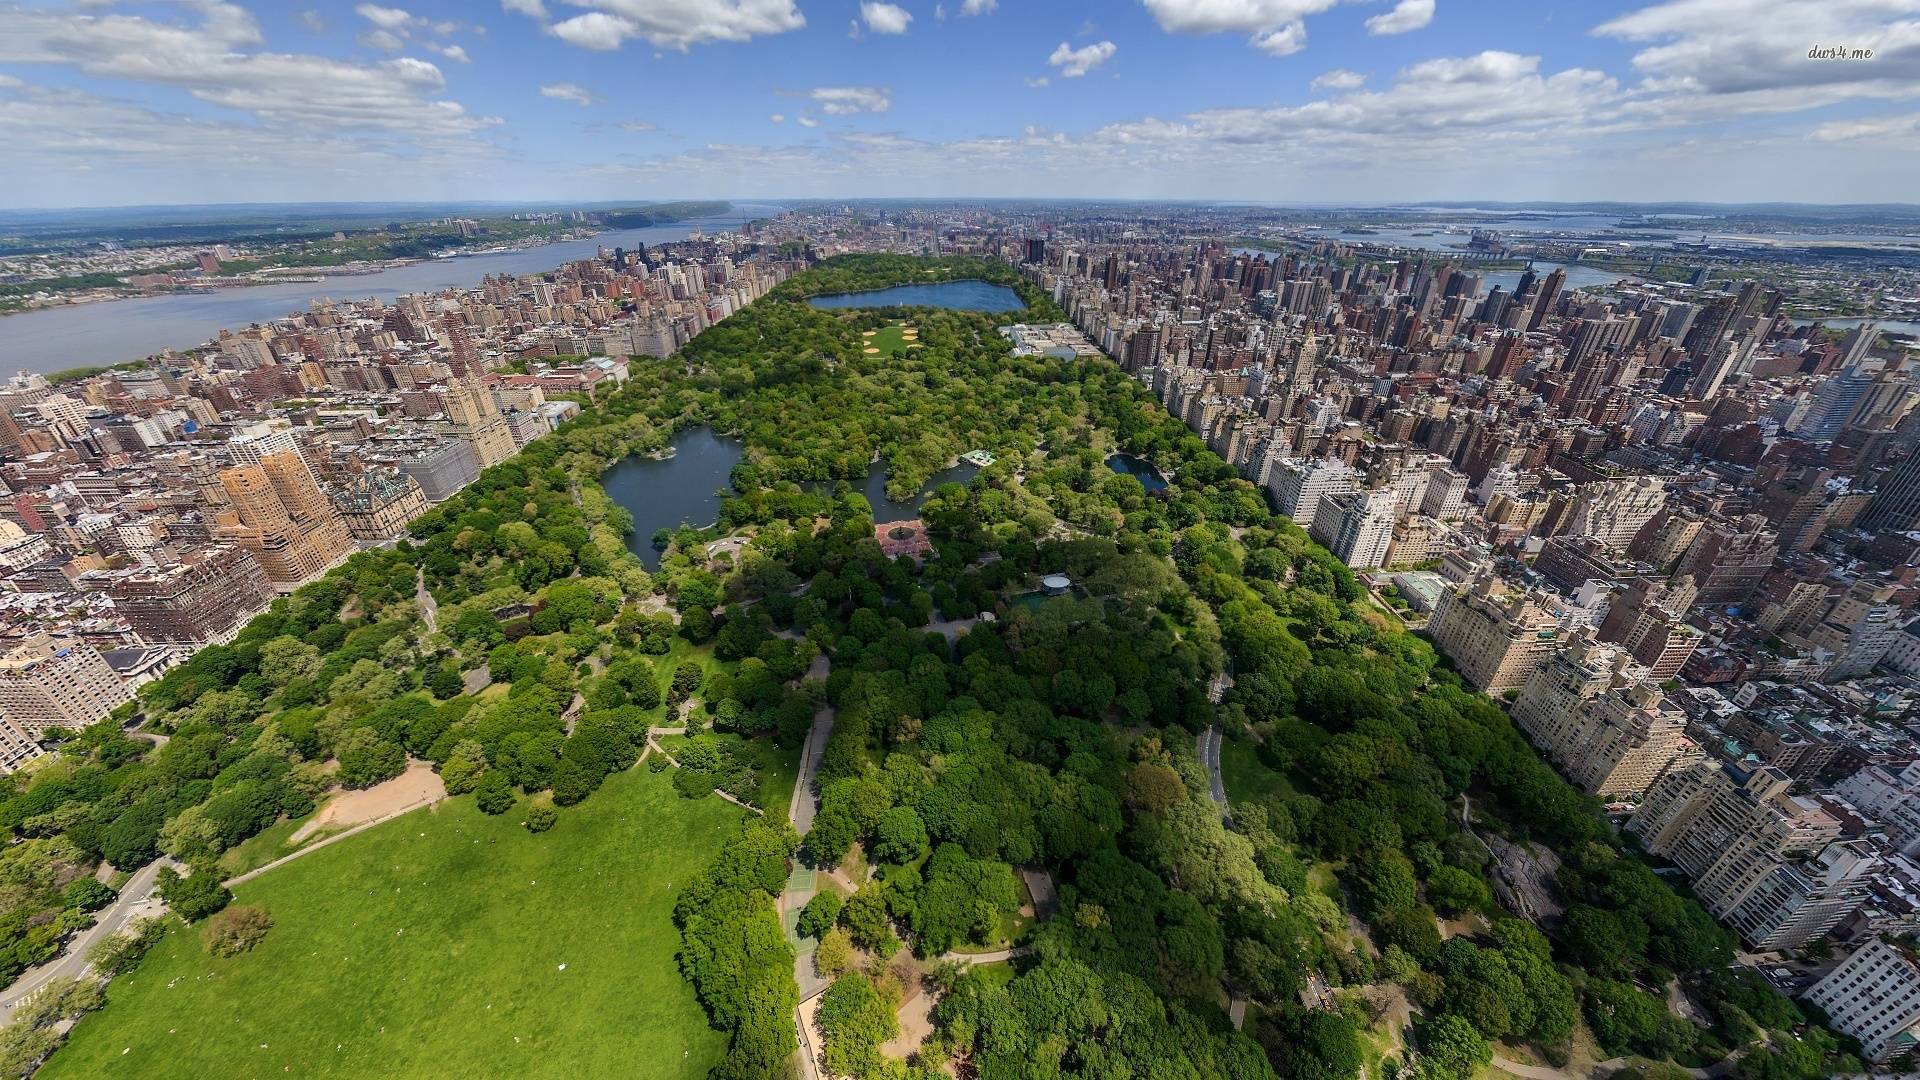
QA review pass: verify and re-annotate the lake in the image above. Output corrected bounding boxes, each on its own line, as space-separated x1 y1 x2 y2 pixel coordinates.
807 279 1025 312
601 427 744 570
808 459 979 519
1106 453 1168 492
0 205 780 374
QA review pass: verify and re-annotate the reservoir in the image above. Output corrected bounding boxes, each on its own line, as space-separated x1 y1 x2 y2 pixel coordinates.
0 205 778 375
807 280 1024 312
601 427 744 570
1106 453 1168 492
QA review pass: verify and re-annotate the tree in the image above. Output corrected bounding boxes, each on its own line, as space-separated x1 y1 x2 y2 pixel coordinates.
815 926 855 978
1125 762 1186 813
798 891 845 939
440 739 488 794
870 806 929 865
85 917 167 976
201 905 273 957
336 726 407 789
475 770 516 814
525 796 558 833
61 878 116 913
817 973 898 1079
1416 1015 1492 1080
259 635 322 687
157 865 231 922
1425 866 1491 917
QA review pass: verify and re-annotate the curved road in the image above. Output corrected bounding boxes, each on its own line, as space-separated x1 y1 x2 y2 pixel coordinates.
0 859 171 1025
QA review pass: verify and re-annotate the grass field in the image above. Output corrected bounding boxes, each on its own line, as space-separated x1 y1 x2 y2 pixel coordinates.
46 767 742 1080
1219 737 1295 804
861 323 912 357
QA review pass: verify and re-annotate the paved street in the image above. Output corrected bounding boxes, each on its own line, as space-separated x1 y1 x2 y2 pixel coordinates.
0 859 170 1026
1197 724 1231 825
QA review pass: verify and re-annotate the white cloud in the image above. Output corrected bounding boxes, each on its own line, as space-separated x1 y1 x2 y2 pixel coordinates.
1251 22 1304 55
297 10 328 32
426 42 470 62
1594 0 1920 120
617 118 657 131
1812 111 1920 146
809 85 891 114
356 4 420 32
1310 68 1365 90
961 0 996 13
360 28 405 51
1365 0 1433 35
769 112 785 123
1025 75 1050 87
539 82 600 106
861 2 912 34
0 2 494 142
798 115 819 127
528 0 805 51
1139 0 1338 54
1048 40 1116 77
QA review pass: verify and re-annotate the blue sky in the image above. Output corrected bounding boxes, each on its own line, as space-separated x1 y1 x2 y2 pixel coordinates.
1 0 1918 208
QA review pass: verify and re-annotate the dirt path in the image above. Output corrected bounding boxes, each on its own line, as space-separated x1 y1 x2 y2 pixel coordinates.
289 760 446 844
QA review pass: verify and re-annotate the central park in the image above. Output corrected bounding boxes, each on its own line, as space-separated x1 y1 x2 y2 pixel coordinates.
5 255 1858 1080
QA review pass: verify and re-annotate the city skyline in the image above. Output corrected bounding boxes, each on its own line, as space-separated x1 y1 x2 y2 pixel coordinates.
3 0 1920 208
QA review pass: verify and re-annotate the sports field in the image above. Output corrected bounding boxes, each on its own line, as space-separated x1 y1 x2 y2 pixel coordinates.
44 767 743 1080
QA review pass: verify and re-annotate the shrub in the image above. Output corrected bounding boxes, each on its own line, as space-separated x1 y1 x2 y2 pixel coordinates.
525 796 557 833
202 905 273 957
85 917 168 976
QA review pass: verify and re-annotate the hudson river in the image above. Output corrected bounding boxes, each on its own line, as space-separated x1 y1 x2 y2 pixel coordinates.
0 205 779 375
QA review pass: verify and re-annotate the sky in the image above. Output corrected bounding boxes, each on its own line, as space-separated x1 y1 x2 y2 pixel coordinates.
1 0 1919 209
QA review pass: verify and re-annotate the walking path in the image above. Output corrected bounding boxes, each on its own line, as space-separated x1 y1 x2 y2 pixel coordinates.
414 569 439 634
789 703 835 836
228 788 442 887
1197 724 1230 823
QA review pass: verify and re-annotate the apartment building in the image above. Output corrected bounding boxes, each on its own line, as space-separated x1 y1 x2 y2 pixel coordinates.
1427 575 1562 693
0 634 133 739
1803 938 1920 1062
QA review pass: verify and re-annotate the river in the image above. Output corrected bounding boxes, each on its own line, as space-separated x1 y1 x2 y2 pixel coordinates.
0 204 782 375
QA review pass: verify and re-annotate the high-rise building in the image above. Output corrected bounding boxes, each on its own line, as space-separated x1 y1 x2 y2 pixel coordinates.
0 634 133 739
1565 475 1668 550
107 545 277 647
1674 514 1779 607
1597 575 1703 680
1803 938 1920 1063
1835 761 1920 859
1630 764 1871 949
1266 457 1360 526
1792 366 1875 442
332 467 431 544
214 453 353 588
1807 581 1902 679
1427 575 1562 694
437 377 517 469
1861 452 1920 533
1310 489 1396 569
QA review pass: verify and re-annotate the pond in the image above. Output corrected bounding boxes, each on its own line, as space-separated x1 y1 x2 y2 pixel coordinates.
807 279 1025 312
601 427 744 570
1106 453 1168 492
808 459 979 520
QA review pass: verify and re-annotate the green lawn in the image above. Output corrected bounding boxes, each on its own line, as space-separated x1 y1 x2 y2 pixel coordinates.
861 323 913 357
46 767 742 1080
214 811 329 878
1219 737 1294 804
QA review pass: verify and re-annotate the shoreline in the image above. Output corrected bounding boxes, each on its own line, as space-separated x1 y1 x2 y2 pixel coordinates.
0 232 605 321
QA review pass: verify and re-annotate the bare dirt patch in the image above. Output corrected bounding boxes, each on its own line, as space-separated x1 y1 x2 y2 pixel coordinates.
291 760 446 843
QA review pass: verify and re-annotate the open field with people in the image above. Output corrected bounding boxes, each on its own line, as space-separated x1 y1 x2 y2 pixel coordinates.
45 768 742 1080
